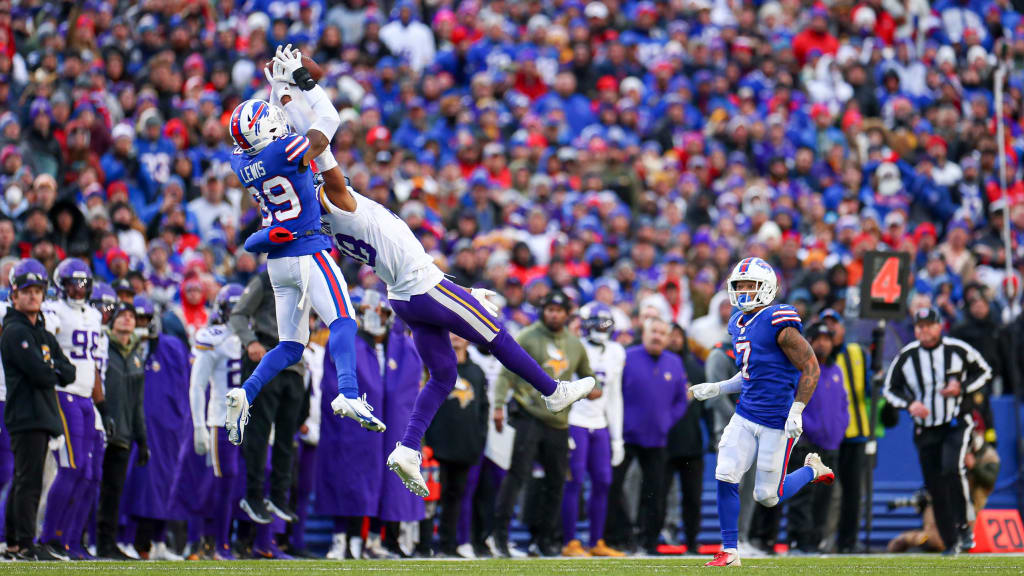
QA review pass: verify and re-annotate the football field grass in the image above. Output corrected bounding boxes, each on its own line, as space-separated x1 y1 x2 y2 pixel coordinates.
1 556 1023 575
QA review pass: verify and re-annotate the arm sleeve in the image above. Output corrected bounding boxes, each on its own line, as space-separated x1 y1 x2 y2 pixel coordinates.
304 84 340 143
283 95 315 135
228 277 262 347
717 371 745 395
604 351 624 444
882 353 914 408
962 343 993 394
189 349 216 429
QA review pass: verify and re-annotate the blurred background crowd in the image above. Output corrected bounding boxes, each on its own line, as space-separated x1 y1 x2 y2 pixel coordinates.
0 0 1021 561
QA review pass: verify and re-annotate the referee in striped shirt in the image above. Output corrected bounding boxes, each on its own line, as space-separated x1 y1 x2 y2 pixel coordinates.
882 306 992 555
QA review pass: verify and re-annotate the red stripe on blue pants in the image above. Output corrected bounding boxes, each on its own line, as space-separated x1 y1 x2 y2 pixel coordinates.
777 437 795 498
313 252 346 318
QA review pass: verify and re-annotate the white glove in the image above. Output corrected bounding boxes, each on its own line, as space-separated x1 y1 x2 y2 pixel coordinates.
193 424 210 455
688 382 721 401
264 65 293 105
273 43 304 80
611 440 625 467
471 288 501 317
48 434 65 452
785 401 805 439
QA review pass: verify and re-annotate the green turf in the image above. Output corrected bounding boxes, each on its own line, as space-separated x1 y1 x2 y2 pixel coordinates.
1 556 1023 575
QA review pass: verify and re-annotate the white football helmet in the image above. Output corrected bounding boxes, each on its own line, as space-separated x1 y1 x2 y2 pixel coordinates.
229 99 290 154
727 257 778 312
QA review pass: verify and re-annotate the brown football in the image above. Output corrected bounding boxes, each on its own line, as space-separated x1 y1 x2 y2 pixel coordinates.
265 55 323 81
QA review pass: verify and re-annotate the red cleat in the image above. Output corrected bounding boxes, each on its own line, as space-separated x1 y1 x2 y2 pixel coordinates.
805 453 835 485
704 550 740 567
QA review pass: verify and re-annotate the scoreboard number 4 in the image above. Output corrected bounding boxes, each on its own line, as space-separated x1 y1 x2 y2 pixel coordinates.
869 256 902 304
859 251 911 320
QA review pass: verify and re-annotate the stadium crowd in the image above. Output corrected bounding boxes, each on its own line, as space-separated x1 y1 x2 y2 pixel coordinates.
0 0 1020 561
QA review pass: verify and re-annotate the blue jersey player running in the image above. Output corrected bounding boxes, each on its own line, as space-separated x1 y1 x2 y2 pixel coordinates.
225 45 383 449
688 257 834 567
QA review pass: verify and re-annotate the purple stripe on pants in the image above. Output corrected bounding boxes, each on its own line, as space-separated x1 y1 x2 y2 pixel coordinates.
391 279 557 449
562 426 612 547
42 393 94 544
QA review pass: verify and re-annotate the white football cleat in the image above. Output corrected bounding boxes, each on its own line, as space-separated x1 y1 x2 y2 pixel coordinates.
225 389 250 446
151 542 183 561
387 443 429 497
805 452 835 485
331 394 386 432
326 533 347 560
544 377 596 413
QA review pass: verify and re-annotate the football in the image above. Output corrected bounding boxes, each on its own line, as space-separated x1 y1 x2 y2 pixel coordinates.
265 55 323 82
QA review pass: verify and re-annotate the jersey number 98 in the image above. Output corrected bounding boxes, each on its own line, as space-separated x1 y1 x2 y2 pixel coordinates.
248 176 302 227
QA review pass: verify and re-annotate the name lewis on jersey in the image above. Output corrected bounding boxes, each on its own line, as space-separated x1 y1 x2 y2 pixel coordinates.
239 161 266 184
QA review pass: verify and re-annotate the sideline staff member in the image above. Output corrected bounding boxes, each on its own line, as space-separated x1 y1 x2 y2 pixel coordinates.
2 258 76 560
882 306 992 555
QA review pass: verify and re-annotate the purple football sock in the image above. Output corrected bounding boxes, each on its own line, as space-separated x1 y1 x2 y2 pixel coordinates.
562 475 582 544
487 331 557 396
588 478 610 547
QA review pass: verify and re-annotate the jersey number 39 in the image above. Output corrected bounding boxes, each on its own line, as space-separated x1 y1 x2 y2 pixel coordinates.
248 175 302 227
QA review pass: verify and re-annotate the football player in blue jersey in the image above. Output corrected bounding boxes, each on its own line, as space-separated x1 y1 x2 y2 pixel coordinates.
224 45 383 447
688 257 834 567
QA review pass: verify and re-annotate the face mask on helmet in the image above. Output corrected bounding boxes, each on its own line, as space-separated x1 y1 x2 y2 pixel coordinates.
581 304 614 343
727 258 778 312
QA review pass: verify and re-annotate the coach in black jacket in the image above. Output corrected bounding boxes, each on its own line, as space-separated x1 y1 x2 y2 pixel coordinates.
2 258 75 560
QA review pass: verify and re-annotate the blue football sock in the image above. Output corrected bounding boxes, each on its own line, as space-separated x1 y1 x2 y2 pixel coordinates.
242 341 305 404
717 480 740 550
328 317 359 398
780 466 815 502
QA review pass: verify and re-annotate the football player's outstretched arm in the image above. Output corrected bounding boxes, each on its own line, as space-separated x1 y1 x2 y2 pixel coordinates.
778 326 819 404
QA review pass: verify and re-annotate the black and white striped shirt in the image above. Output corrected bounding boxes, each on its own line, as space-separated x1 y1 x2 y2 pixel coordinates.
882 337 992 428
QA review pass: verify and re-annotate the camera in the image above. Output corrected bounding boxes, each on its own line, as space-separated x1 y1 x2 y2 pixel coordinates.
887 490 929 513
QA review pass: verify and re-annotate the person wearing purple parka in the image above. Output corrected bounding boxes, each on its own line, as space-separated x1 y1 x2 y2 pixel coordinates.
121 295 191 560
319 289 425 559
317 291 386 560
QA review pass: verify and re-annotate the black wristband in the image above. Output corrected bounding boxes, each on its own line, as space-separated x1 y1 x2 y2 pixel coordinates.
293 67 315 91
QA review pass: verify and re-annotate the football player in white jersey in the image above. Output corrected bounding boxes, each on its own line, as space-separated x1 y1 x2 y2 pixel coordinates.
247 72 595 499
189 283 246 559
38 259 105 558
561 302 626 557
